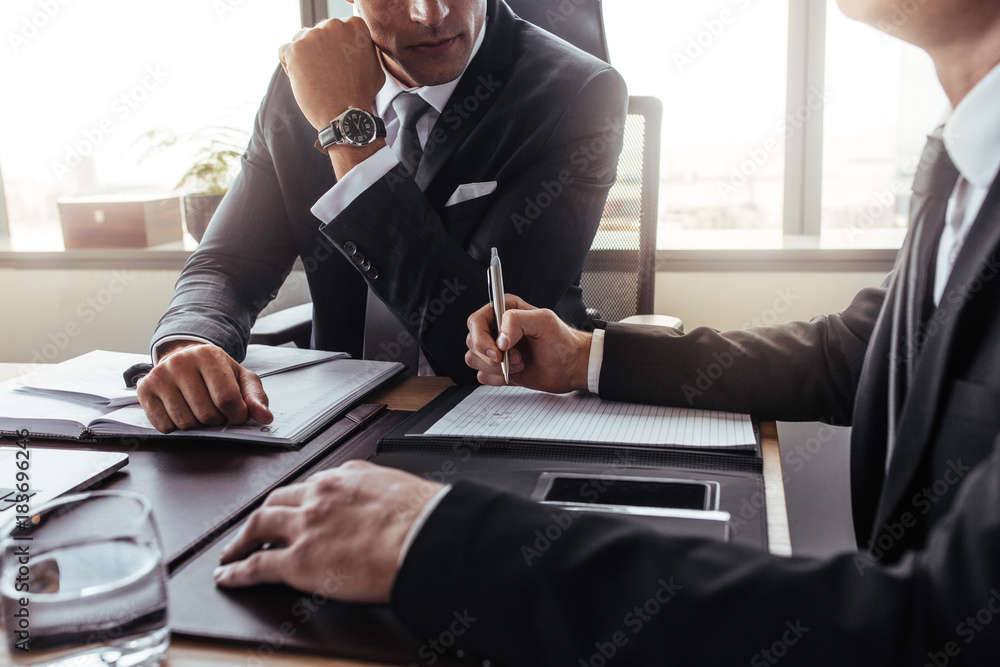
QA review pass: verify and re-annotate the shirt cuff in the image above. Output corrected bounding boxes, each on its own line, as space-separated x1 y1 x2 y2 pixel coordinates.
397 484 453 567
151 335 214 364
310 146 400 223
587 328 605 394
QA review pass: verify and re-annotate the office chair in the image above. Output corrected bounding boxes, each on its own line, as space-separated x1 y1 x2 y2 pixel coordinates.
580 95 679 330
248 0 681 348
504 0 610 63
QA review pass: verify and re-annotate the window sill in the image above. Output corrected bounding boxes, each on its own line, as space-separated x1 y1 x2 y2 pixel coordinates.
0 242 195 270
0 233 899 273
655 229 900 272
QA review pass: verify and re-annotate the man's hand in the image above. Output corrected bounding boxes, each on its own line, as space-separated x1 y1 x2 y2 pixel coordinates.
466 294 592 394
278 17 385 132
214 460 444 603
137 341 273 433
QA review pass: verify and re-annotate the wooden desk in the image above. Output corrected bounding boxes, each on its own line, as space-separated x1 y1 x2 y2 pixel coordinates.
0 366 789 666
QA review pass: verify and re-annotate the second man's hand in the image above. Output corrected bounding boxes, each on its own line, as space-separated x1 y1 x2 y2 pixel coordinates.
137 341 273 434
465 294 593 394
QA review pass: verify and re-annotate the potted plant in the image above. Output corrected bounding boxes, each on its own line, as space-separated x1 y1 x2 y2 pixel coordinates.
134 126 247 242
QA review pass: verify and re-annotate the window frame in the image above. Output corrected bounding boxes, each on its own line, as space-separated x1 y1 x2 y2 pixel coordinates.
0 0 896 273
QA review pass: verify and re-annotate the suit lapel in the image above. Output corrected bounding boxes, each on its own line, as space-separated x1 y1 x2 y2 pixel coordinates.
872 173 1000 533
415 0 516 191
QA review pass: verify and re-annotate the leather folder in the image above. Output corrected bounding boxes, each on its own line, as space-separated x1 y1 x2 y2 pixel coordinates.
167 410 475 666
28 403 386 570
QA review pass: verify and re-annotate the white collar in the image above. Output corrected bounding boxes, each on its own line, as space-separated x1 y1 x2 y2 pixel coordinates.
374 17 488 117
943 60 1000 189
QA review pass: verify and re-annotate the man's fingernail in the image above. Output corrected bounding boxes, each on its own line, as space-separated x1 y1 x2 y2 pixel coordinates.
497 333 510 349
213 566 229 581
487 349 498 361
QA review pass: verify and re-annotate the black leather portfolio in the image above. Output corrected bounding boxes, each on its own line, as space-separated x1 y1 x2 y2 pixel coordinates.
167 410 478 666
167 393 769 665
373 387 768 553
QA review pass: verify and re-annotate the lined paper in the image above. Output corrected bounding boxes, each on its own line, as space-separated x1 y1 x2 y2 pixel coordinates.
420 386 755 450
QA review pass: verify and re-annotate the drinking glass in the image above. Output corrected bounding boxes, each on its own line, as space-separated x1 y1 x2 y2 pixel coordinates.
0 490 169 666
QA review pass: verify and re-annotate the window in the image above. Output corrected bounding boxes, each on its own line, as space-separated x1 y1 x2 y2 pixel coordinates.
605 0 789 249
819 1 946 248
0 0 946 254
0 0 301 250
603 0 944 250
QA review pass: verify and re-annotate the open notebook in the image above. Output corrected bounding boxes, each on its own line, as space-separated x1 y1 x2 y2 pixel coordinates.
1 352 402 447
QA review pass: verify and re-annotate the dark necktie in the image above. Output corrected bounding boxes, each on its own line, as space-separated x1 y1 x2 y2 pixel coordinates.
362 93 433 374
885 128 959 466
391 92 431 177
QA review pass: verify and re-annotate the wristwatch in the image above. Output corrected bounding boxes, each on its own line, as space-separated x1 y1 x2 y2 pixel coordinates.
315 107 387 153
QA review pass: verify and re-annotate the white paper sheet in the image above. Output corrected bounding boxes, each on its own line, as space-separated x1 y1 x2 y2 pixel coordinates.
421 386 755 449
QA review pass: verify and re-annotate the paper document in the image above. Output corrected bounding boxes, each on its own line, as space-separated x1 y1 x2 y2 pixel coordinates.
420 386 755 450
16 347 350 409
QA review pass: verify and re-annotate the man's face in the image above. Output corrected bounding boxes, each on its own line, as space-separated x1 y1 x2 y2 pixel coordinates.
353 0 488 87
837 0 1000 49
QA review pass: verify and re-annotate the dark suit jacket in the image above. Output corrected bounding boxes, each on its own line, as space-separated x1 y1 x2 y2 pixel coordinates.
390 175 1000 662
152 0 626 384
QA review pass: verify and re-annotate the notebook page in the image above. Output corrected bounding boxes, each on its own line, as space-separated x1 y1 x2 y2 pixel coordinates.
421 386 755 449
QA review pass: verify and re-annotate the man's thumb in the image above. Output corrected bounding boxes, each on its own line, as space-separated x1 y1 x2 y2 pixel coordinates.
239 369 273 424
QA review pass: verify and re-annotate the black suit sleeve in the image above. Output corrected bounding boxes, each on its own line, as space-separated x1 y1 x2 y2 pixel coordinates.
599 283 889 424
150 68 299 362
318 68 627 383
391 436 1000 666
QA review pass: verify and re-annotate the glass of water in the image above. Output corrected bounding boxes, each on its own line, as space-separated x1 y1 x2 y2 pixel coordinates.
0 491 169 667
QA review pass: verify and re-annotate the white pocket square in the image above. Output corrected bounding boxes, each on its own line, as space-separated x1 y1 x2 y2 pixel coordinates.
445 181 498 207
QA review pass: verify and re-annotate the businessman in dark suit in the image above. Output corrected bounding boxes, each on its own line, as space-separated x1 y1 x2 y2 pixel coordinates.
139 0 626 433
215 0 1000 664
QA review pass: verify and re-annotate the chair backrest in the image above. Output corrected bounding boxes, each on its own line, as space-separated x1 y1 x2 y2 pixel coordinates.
580 96 662 322
504 0 610 63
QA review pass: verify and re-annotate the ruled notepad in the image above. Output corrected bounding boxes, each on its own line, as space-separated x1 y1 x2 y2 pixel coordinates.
418 386 755 450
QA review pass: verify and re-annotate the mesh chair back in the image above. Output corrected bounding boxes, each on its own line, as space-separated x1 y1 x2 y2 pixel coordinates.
580 96 662 322
504 0 610 63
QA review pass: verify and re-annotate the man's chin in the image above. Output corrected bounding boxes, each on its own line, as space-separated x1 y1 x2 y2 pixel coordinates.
400 61 470 88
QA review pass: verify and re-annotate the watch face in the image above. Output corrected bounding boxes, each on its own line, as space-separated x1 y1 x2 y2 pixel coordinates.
341 109 376 144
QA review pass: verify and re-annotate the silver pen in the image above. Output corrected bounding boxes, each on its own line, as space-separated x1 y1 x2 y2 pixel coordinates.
487 247 510 383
